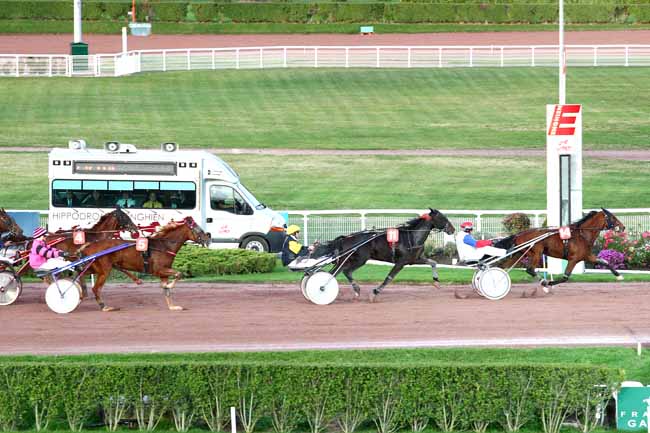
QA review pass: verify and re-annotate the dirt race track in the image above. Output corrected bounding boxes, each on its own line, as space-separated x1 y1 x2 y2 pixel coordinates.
2 281 650 355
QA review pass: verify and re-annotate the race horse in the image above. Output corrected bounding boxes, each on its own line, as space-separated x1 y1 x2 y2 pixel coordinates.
311 208 455 302
45 208 143 290
0 208 28 243
494 208 625 297
79 216 210 311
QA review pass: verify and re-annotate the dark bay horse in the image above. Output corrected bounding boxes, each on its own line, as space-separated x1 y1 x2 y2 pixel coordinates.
0 209 28 243
79 217 210 311
494 208 625 296
311 208 455 302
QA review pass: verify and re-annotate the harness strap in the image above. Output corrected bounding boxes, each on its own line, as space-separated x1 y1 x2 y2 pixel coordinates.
563 239 570 260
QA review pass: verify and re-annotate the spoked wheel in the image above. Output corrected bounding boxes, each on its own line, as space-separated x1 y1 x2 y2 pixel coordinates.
471 269 482 294
477 267 511 300
300 274 310 301
0 270 22 306
305 271 339 305
45 279 82 314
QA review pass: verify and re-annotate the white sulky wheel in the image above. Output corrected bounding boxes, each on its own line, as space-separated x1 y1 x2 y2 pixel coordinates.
300 274 310 302
477 267 511 301
45 279 82 314
0 270 22 306
471 269 482 293
305 271 339 305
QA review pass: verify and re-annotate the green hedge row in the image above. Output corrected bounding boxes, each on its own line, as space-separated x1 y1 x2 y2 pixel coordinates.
174 245 276 276
0 362 622 432
2 1 650 23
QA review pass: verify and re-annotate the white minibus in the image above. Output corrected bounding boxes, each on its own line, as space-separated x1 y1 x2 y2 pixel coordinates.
48 140 287 253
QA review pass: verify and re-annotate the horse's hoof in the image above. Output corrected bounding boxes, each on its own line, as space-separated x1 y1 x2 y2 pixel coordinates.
169 305 184 311
454 290 467 300
135 279 143 285
369 293 377 303
433 280 441 290
520 291 528 298
616 275 624 281
101 306 120 312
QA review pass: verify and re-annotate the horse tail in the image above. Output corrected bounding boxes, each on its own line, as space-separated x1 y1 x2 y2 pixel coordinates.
494 234 516 250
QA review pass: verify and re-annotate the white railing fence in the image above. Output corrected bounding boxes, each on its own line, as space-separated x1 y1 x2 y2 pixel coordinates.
2 44 650 77
16 208 650 247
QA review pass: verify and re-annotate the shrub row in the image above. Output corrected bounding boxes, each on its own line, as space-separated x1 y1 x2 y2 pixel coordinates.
0 362 622 432
174 245 276 276
2 1 650 24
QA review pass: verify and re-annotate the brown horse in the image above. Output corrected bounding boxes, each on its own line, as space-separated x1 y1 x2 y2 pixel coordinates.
45 208 143 290
79 217 210 311
494 208 625 297
0 209 28 243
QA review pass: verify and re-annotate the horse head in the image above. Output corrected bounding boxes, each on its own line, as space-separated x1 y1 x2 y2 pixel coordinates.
183 216 210 247
425 208 455 235
602 208 625 232
94 208 139 237
0 208 27 241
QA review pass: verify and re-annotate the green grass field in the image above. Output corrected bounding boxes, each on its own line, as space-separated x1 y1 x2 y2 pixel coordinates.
1 151 647 210
1 68 649 151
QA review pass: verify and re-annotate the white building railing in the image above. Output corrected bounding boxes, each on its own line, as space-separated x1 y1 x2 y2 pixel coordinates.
13 208 650 247
2 44 650 77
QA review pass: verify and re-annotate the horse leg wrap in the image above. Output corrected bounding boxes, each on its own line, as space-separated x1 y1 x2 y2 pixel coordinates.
352 282 361 295
98 301 105 309
163 287 171 297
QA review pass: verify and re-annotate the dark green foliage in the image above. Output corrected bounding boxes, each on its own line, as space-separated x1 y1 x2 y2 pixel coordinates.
502 213 532 235
3 0 650 24
0 362 623 432
174 245 276 276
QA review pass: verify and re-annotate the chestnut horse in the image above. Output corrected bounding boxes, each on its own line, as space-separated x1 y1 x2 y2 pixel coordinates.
45 208 143 290
311 209 455 302
79 217 210 311
494 208 626 297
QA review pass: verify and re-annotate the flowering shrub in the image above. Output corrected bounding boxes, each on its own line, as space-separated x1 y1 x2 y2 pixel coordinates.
502 213 531 235
596 230 650 270
596 249 626 270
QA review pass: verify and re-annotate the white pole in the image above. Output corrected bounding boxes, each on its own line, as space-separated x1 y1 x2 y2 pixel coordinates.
230 407 236 433
638 342 642 356
73 0 82 43
559 0 566 104
122 27 128 55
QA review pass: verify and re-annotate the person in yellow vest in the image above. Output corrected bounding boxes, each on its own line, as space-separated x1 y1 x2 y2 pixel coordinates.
282 225 313 266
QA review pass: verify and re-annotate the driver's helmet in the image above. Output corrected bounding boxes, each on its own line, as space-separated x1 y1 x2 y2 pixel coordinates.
460 221 474 232
286 225 301 236
32 227 47 239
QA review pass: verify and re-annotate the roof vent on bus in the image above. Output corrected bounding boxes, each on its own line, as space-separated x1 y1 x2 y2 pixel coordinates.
104 141 137 153
161 142 178 152
68 139 87 150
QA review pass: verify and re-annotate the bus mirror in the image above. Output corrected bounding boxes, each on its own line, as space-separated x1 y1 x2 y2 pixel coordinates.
161 142 178 152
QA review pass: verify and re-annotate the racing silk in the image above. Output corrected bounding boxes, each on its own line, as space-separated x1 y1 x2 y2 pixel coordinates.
281 234 309 266
456 231 492 261
29 238 62 269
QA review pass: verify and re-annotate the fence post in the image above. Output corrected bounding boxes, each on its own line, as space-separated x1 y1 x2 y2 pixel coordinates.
376 47 380 68
48 55 53 77
476 214 482 233
260 48 264 69
230 407 236 433
187 50 191 71
283 47 287 68
438 47 442 67
163 50 167 72
15 55 19 77
303 213 309 245
500 47 504 67
531 47 535 67
407 47 411 68
212 49 216 70
469 47 473 67
236 48 240 70
361 212 367 231
345 47 349 68
594 46 598 67
314 47 318 68
625 45 629 67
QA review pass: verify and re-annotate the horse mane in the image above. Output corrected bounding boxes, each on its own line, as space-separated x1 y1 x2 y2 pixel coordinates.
151 220 184 238
573 211 598 227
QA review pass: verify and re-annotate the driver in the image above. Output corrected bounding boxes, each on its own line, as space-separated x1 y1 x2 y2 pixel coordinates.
455 221 506 262
282 225 314 266
29 227 71 275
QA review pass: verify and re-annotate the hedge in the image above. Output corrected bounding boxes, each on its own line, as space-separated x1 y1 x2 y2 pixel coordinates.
0 362 622 432
174 245 276 277
1 1 650 23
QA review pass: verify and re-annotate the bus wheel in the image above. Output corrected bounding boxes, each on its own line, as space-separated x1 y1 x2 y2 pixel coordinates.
242 236 269 253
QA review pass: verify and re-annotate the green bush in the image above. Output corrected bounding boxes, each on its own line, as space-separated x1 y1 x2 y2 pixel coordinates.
174 245 276 277
502 213 532 235
0 362 623 433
